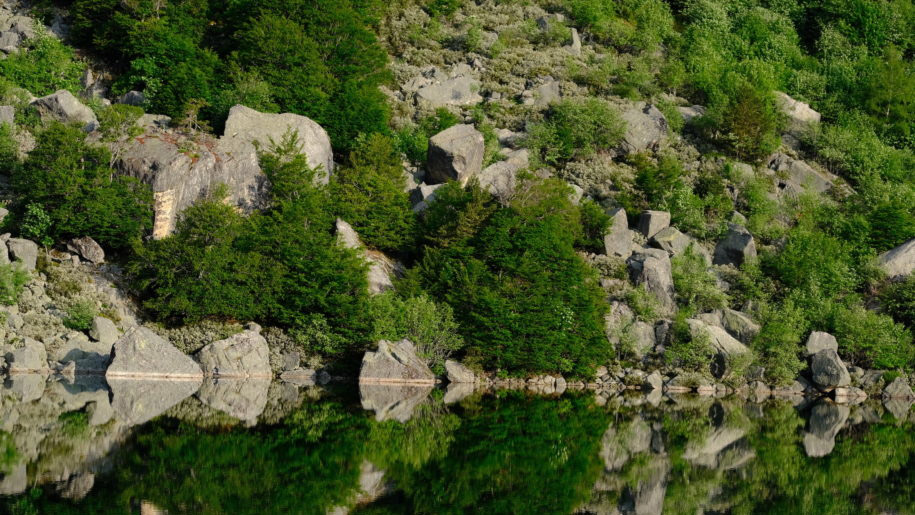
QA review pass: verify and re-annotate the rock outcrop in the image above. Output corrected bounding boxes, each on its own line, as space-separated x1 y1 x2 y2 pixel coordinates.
7 238 38 271
359 339 435 385
426 124 485 185
687 319 752 378
713 223 757 266
810 349 851 389
476 148 529 201
637 210 670 239
66 236 105 264
106 327 203 380
627 248 676 312
883 377 915 399
335 219 400 294
767 153 834 196
196 328 271 378
416 76 483 108
878 238 915 279
805 331 838 356
445 360 476 384
31 90 98 132
604 208 633 259
618 102 668 155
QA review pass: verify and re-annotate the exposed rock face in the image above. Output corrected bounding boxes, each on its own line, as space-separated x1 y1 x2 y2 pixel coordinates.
713 223 757 266
677 105 706 122
197 329 271 378
696 309 760 345
445 360 476 383
650 227 710 263
31 90 99 131
805 331 838 356
878 238 915 279
774 91 820 142
106 327 203 380
604 208 633 259
118 104 333 238
810 349 851 389
108 377 201 425
643 370 662 391
687 319 752 378
335 219 400 295
7 238 38 271
627 248 676 312
410 182 443 212
426 124 485 185
883 377 915 399
476 148 529 201
618 102 668 155
360 383 433 422
767 153 834 196
803 401 849 458
117 90 145 106
523 78 561 107
196 377 271 424
416 76 483 108
359 339 435 385
605 302 656 359
67 236 105 264
637 210 670 239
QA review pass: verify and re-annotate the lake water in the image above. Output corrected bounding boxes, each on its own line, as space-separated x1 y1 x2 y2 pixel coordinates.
1 374 914 514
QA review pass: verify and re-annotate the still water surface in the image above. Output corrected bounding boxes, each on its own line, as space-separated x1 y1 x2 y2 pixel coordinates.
0 374 914 514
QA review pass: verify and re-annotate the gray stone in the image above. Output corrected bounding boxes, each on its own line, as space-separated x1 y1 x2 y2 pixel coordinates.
618 102 668 155
5 337 47 372
604 208 633 259
117 90 145 106
197 329 271 378
627 248 675 312
7 238 38 271
568 28 582 55
803 401 848 458
524 79 561 107
360 383 432 422
698 309 760 345
57 473 95 501
108 377 201 425
805 331 838 356
883 377 915 399
0 105 13 126
878 238 915 279
106 327 203 379
677 105 706 123
197 377 271 424
444 381 475 404
774 91 820 139
426 124 485 185
410 182 443 208
0 463 26 496
637 210 670 239
643 370 662 392
89 316 119 346
445 360 476 384
335 219 398 295
687 319 752 378
650 226 710 263
280 368 316 386
713 223 757 266
66 236 105 264
8 16 36 40
810 349 851 389
416 76 483 108
883 398 914 420
476 148 529 201
359 339 435 385
0 30 21 53
767 153 834 196
31 90 99 131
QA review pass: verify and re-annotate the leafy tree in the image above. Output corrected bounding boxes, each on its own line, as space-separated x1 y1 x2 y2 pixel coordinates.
368 292 464 372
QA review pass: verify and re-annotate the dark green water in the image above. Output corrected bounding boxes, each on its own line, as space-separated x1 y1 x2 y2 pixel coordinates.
1 376 914 515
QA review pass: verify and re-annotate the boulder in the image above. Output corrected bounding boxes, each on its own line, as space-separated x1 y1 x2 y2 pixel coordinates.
810 349 850 389
767 153 834 196
66 236 105 264
713 223 757 266
883 377 915 399
118 105 332 238
117 90 145 106
89 316 119 346
0 105 13 126
643 370 662 392
618 103 668 155
627 248 676 312
106 327 203 379
197 377 271 424
426 124 485 185
280 368 317 386
335 219 399 295
445 360 476 384
774 91 820 139
650 227 710 263
476 148 529 201
196 329 271 378
523 79 561 107
410 182 443 209
803 401 849 458
805 331 838 356
5 338 47 372
359 339 435 385
7 238 38 271
687 319 752 378
677 105 706 123
697 309 760 345
31 90 99 131
604 208 633 259
416 76 483 108
568 28 582 55
878 238 915 279
0 31 21 53
637 210 670 239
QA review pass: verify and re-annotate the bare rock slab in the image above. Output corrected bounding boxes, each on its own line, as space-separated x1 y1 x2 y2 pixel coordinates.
359 339 435 385
878 238 915 280
196 329 271 378
106 327 203 380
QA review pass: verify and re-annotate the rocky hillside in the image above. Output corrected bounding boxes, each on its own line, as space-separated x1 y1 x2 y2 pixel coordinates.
0 0 914 400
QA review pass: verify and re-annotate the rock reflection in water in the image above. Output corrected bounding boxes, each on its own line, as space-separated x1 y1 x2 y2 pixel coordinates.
108 377 202 426
359 382 433 422
196 377 272 425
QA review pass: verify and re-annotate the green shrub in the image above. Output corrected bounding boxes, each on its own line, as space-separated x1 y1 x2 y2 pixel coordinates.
577 200 611 253
19 203 53 248
368 292 464 372
666 313 714 373
396 108 459 166
672 245 728 315
721 85 782 161
64 300 97 331
0 263 29 306
526 98 626 167
831 305 913 369
0 34 85 95
882 276 915 329
753 301 807 385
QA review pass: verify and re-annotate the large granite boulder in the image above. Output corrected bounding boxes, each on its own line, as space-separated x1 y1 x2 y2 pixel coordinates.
650 227 711 264
878 238 915 279
476 148 529 201
618 102 668 155
810 349 850 389
426 124 485 185
767 153 834 196
31 90 98 132
445 360 476 384
687 319 752 378
89 316 120 346
774 91 820 144
359 339 435 385
416 76 483 108
604 208 633 259
106 327 203 379
604 302 656 359
117 105 332 238
637 210 670 239
805 331 838 356
627 248 675 312
695 309 760 345
883 377 915 399
4 337 47 372
713 223 757 266
196 329 271 378
66 236 105 264
7 238 38 271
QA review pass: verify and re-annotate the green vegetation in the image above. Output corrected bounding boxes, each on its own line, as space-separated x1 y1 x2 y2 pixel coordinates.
369 292 464 372
0 34 85 97
526 97 626 167
0 263 30 306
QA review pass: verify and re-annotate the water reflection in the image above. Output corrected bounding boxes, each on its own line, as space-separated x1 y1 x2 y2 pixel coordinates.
0 374 914 514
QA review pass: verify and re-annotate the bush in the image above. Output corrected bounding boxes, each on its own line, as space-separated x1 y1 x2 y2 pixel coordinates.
831 305 913 369
881 276 915 329
368 292 464 371
666 313 714 373
0 34 85 96
721 85 782 161
672 245 728 315
526 98 626 167
0 263 29 306
12 123 153 249
63 300 97 331
753 301 807 385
